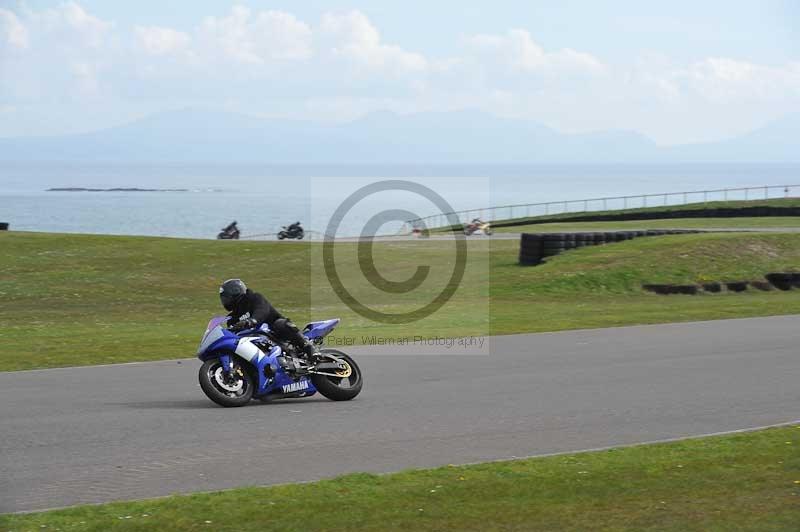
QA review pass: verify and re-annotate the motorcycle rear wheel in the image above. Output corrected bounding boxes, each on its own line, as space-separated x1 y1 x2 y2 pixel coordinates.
311 350 362 401
199 358 254 407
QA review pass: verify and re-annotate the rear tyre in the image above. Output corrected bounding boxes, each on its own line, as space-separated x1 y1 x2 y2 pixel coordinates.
199 358 254 407
311 349 363 401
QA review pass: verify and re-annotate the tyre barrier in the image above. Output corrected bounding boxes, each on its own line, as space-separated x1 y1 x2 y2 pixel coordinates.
518 229 705 266
702 282 722 293
643 284 699 295
642 284 672 295
726 281 748 292
0 223 8 231
750 280 774 291
518 233 544 265
642 273 799 295
765 273 794 291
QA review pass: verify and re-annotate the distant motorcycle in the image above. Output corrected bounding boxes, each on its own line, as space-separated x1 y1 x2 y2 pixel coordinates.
217 221 240 240
411 227 429 238
463 219 492 236
278 222 304 240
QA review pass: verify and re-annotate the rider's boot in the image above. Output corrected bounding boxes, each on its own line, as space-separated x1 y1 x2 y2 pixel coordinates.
301 341 318 359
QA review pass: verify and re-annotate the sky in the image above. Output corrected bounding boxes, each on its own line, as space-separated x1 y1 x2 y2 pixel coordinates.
0 0 798 144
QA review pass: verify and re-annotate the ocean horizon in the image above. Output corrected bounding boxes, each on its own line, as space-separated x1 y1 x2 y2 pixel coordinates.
2 162 799 239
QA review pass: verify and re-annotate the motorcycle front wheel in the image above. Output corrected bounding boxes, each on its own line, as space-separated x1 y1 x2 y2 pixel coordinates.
311 350 362 401
483 228 493 236
199 358 254 407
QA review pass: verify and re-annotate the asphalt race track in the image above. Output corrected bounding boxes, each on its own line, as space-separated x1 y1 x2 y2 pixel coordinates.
2 315 799 513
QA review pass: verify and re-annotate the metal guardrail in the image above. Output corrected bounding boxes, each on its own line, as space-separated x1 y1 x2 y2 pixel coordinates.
402 184 800 233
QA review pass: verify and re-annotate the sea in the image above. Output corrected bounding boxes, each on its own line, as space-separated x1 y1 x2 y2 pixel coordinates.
1 162 799 239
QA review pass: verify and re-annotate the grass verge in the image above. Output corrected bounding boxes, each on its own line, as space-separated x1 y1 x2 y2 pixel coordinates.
2 425 799 531
2 231 800 370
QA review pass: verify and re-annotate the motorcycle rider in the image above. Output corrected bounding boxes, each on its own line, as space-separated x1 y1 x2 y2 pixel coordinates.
219 279 316 358
287 221 302 235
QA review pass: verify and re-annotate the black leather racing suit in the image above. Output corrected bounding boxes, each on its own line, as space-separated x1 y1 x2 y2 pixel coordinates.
227 289 314 356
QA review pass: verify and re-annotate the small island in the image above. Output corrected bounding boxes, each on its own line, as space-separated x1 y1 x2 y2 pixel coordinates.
47 187 189 192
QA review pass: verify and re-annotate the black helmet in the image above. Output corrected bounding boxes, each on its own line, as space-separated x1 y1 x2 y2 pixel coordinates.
220 279 247 311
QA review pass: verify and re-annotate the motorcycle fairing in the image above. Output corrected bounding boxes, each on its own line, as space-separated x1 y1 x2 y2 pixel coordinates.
197 316 318 398
303 318 340 340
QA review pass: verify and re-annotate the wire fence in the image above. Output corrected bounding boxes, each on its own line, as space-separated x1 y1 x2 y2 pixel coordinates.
402 184 800 233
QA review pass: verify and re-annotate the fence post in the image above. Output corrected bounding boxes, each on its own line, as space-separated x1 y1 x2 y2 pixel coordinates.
765 186 768 199
724 189 728 201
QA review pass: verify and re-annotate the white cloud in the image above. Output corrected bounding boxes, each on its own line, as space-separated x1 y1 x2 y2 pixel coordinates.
34 1 111 48
1 2 799 143
135 25 191 56
320 11 427 76
199 6 312 64
0 8 29 49
468 29 606 75
686 57 800 103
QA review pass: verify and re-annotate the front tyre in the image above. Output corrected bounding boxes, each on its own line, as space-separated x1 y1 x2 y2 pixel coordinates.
311 350 363 401
199 358 254 407
483 227 493 236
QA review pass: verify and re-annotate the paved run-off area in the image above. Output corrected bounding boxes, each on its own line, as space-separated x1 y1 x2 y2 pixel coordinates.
1 315 799 513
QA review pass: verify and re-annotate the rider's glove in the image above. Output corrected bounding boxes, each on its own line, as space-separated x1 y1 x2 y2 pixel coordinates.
230 318 256 332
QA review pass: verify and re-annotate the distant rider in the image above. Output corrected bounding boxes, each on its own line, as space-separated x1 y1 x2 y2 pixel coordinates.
219 279 316 358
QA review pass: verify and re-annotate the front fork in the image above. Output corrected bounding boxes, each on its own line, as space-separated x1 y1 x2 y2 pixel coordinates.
219 354 234 375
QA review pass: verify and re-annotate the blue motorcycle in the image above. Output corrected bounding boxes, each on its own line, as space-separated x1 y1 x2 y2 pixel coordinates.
196 316 362 407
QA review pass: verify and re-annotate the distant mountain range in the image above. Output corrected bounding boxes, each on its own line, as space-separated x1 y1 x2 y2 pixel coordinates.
0 109 797 163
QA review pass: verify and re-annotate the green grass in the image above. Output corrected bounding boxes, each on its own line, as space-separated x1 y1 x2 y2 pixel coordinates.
494 216 800 233
3 425 799 531
2 231 800 370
